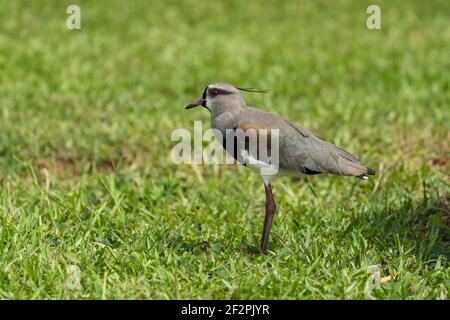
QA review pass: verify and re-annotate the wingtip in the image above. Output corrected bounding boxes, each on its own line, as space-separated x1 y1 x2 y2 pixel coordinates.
357 168 376 180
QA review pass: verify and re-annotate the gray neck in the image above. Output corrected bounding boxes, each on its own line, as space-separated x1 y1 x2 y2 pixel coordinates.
211 101 244 134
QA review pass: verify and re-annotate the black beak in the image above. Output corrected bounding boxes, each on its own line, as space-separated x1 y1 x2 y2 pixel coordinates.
185 98 206 109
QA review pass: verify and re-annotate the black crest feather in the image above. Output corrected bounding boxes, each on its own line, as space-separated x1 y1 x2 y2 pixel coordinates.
236 87 269 93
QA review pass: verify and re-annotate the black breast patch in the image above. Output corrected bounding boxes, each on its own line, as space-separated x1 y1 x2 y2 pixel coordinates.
303 167 321 175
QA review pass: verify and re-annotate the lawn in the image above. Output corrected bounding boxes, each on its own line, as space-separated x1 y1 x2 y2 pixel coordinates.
0 0 448 299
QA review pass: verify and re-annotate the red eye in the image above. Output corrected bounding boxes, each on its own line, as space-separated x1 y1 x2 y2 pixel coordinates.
210 89 219 96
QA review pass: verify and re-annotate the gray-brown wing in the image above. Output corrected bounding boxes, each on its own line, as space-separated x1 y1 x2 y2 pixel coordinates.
239 108 372 177
280 121 370 177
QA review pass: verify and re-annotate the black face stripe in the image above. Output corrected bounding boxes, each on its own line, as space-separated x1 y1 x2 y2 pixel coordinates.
202 87 208 99
208 87 233 96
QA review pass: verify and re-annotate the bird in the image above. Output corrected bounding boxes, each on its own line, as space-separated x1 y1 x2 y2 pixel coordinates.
185 83 375 254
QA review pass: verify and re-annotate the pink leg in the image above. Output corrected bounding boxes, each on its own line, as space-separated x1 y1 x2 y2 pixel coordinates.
261 183 277 254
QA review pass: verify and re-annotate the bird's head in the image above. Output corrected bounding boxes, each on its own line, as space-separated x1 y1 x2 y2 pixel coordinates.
185 83 268 114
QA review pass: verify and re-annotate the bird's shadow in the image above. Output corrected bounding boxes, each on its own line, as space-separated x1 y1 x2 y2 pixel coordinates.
166 236 264 257
338 194 449 261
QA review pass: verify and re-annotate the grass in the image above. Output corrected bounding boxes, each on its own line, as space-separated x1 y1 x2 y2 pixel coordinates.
0 0 449 299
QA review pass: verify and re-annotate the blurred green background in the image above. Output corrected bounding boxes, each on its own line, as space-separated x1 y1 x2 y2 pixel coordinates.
0 0 448 299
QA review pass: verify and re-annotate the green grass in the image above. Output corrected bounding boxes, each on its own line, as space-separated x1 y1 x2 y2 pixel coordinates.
0 0 449 299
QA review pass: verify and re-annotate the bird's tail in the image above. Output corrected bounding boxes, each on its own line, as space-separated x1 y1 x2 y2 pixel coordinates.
358 167 376 180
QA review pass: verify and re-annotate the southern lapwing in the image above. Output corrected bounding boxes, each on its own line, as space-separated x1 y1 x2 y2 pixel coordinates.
185 83 375 254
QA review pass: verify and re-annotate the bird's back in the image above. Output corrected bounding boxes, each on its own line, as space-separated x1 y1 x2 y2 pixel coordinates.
237 107 374 179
